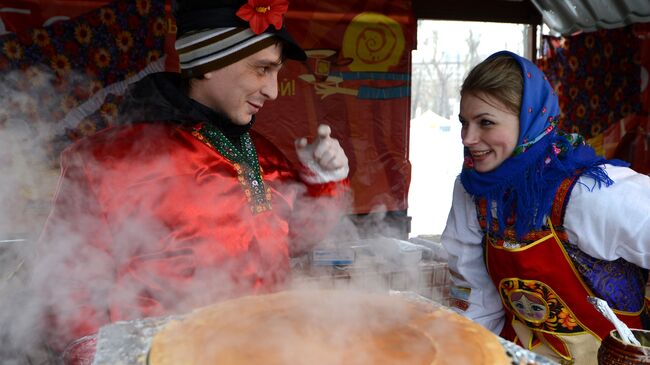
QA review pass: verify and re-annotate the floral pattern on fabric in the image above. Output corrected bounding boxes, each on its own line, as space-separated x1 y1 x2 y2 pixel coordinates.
538 27 641 141
0 0 169 160
564 243 647 313
513 119 557 156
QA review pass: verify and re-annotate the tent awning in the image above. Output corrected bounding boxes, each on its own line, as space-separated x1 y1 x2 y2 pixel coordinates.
531 0 650 35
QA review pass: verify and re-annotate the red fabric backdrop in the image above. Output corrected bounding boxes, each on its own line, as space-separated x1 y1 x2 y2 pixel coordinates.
258 0 415 214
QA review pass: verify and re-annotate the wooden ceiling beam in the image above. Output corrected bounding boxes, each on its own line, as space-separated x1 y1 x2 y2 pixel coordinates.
412 0 542 25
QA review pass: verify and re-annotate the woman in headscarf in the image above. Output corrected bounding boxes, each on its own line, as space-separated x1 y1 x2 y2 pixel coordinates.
442 50 650 365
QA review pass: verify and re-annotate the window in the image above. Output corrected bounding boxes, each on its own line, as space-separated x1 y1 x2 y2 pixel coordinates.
409 20 529 237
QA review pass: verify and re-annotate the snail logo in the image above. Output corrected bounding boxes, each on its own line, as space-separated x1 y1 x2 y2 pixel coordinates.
342 12 404 72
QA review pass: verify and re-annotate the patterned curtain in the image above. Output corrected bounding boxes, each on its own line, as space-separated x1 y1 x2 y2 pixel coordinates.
0 0 172 162
537 26 642 156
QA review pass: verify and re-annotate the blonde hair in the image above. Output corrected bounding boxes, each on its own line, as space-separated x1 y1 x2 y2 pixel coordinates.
461 55 523 115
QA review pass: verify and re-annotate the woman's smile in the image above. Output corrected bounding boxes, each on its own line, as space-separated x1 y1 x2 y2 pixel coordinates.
459 92 519 173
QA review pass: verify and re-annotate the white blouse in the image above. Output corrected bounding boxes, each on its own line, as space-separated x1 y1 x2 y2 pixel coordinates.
441 165 650 334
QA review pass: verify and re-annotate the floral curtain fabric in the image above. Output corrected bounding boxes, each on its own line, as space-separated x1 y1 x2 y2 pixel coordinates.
0 0 171 160
538 24 649 173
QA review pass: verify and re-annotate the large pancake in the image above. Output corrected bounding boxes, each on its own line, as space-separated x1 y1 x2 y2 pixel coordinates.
148 290 509 365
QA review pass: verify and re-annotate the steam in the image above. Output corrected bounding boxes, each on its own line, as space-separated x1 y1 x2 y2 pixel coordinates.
0 66 430 365
0 67 61 363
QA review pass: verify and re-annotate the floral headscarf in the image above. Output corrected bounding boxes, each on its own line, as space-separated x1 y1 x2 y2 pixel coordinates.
460 50 627 238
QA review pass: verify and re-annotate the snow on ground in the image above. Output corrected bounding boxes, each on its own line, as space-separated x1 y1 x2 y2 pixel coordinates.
408 110 463 236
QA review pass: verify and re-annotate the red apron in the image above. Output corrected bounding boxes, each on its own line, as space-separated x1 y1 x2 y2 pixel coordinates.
481 177 644 363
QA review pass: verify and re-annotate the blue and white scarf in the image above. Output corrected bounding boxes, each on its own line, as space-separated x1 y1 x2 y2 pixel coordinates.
460 50 628 238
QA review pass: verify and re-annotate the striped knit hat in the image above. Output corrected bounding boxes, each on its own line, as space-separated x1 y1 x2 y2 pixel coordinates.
174 0 306 78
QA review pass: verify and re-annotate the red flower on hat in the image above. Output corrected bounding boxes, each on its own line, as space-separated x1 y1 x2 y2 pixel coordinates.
236 0 289 35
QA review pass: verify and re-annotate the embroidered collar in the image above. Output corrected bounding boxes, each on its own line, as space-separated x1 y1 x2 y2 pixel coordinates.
193 123 272 214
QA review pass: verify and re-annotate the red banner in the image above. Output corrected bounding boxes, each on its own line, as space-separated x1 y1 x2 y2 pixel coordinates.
259 0 415 214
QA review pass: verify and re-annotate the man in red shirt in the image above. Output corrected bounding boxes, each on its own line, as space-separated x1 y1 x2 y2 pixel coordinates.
37 0 350 360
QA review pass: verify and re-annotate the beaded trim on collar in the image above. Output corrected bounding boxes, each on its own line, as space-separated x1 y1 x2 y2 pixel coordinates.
192 123 272 214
